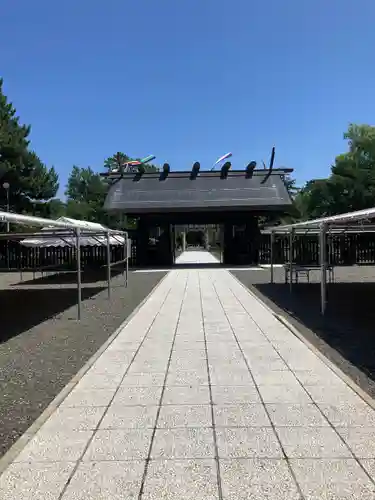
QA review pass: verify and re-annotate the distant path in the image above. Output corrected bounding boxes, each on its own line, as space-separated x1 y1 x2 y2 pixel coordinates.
175 250 219 265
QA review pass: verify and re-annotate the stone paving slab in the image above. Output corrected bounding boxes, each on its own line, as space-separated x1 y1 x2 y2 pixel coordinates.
1 259 375 499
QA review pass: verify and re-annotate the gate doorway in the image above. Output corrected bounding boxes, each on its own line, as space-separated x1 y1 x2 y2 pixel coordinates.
132 214 263 268
173 224 222 265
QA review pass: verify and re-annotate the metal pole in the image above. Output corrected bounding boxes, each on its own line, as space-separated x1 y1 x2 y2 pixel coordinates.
126 234 129 287
20 246 23 281
220 224 224 264
289 229 294 292
182 231 186 252
122 234 128 287
5 186 10 269
106 231 111 299
327 229 333 283
270 231 274 284
76 229 82 320
320 223 327 315
5 188 9 233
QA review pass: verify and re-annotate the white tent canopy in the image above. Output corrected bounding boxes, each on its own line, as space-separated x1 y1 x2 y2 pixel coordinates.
264 206 375 316
0 211 129 320
266 206 375 233
20 217 125 247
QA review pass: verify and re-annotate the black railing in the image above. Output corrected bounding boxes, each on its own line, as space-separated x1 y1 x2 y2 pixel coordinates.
0 241 131 271
259 233 375 266
1 232 375 271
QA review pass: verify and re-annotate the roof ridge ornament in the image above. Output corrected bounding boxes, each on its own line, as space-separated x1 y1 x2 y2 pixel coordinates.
160 163 170 180
261 147 275 184
220 161 231 179
190 161 200 179
107 154 156 179
245 161 257 178
211 152 232 171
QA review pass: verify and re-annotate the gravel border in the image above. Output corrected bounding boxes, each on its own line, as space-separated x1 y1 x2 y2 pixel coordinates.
0 270 167 459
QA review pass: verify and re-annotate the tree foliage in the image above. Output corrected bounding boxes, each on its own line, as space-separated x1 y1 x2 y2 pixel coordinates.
295 124 375 220
0 79 58 216
65 158 138 228
104 152 159 173
282 175 299 198
65 166 108 223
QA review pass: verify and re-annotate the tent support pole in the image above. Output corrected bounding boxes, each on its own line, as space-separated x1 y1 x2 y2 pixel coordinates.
122 232 129 287
125 234 129 287
270 231 275 284
289 229 294 292
20 246 23 281
320 223 327 315
106 231 111 299
76 229 82 320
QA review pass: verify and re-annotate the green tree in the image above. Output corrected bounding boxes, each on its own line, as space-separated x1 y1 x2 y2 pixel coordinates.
65 166 107 204
0 79 59 216
104 152 130 172
294 179 334 220
65 166 107 222
295 124 375 219
103 151 159 229
259 173 300 227
65 151 158 229
104 151 159 173
282 174 300 198
43 198 66 219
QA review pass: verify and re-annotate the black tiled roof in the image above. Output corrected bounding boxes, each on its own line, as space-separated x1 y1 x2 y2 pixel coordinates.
104 170 292 213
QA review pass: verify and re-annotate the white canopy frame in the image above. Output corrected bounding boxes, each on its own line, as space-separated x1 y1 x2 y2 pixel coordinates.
0 211 130 319
20 218 126 247
265 207 375 315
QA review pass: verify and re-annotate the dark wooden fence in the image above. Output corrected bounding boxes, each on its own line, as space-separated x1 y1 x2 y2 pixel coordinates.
259 233 375 266
1 232 375 271
0 241 128 271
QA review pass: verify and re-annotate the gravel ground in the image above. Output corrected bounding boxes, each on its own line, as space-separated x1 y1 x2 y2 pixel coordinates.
232 265 375 399
0 269 166 458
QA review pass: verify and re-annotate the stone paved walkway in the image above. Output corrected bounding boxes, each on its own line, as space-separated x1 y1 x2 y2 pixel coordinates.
175 249 219 264
1 265 375 499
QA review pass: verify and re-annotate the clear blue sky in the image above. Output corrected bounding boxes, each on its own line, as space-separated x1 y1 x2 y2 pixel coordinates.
1 0 374 196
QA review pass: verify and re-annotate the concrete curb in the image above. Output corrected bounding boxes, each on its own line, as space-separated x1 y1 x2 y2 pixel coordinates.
0 272 170 475
229 271 375 410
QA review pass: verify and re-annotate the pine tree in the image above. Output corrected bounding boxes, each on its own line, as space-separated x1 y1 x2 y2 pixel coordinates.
0 78 59 216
